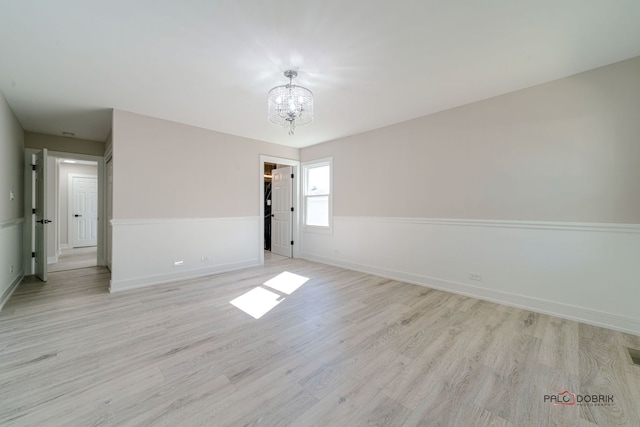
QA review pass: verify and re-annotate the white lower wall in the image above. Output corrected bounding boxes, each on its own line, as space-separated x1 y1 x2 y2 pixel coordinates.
301 216 640 335
110 217 260 292
0 219 24 310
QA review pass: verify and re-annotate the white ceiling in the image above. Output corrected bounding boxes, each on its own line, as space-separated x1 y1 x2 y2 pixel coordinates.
1 1 640 148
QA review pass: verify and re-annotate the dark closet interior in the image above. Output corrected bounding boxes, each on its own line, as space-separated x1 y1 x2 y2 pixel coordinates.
264 163 276 250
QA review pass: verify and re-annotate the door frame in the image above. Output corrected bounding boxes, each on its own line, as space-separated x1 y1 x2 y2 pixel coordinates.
68 174 98 248
259 155 300 265
270 166 294 258
23 149 106 275
34 149 49 281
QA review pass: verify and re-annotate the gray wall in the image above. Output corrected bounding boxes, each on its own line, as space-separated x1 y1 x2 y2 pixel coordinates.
110 110 300 290
113 110 299 219
299 56 640 334
0 89 25 306
25 132 105 157
301 56 640 224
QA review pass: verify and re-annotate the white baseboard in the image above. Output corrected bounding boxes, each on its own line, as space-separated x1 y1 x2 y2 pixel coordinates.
110 259 259 292
48 256 58 265
1 218 25 311
0 270 24 312
300 216 640 336
110 216 261 293
303 253 640 335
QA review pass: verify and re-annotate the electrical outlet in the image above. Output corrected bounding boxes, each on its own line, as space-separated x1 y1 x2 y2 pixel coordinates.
9 190 14 201
469 272 482 281
200 256 211 262
10 265 14 273
174 260 184 267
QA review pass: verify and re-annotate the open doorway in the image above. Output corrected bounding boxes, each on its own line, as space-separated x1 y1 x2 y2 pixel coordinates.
48 157 99 272
259 155 300 265
264 162 276 252
24 148 106 279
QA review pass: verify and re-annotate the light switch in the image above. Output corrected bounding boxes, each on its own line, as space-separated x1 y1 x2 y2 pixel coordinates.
266 200 272 206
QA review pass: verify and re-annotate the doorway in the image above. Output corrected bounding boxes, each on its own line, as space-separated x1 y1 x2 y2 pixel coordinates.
264 162 275 252
265 164 293 258
259 155 300 265
50 158 99 272
25 149 106 279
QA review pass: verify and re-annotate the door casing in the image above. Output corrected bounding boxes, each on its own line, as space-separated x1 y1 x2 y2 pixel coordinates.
259 155 300 265
23 149 107 275
34 149 48 281
270 166 293 258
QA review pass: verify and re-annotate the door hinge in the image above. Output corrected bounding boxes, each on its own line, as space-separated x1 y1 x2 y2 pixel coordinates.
31 164 36 171
32 252 36 258
290 207 294 212
32 208 36 214
291 173 294 179
291 240 294 245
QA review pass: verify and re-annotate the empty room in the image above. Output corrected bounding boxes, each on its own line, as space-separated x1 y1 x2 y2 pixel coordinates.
1 1 639 426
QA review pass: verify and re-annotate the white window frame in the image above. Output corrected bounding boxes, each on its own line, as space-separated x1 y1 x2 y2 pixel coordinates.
302 157 333 234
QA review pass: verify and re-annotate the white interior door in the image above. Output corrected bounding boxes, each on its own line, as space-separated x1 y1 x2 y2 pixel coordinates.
34 149 49 281
72 176 98 247
106 159 113 270
271 166 292 257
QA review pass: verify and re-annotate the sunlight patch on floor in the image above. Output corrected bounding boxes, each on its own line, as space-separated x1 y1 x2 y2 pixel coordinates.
263 271 309 295
229 287 284 319
229 271 310 319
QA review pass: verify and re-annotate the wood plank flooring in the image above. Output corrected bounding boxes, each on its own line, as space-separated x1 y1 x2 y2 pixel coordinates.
48 247 97 272
1 256 639 426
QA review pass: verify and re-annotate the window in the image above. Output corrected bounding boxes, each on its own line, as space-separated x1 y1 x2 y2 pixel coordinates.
303 158 332 231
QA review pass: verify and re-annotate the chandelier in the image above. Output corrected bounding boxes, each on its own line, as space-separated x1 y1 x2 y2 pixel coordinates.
268 70 314 135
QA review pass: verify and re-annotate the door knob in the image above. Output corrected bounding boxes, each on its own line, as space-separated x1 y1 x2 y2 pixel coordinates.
74 214 82 217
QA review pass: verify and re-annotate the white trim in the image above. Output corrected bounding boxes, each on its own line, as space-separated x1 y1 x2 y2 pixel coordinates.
24 149 107 274
67 173 98 248
301 157 333 234
259 155 301 265
302 253 640 336
336 216 640 233
110 216 258 226
24 148 37 275
106 156 113 272
0 218 25 230
300 215 640 335
0 218 24 311
47 256 58 264
0 270 24 312
110 216 260 293
54 158 60 257
49 151 105 267
109 259 258 292
48 151 102 163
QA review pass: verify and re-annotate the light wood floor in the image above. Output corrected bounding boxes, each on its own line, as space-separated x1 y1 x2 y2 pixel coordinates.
48 246 97 272
1 257 639 426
